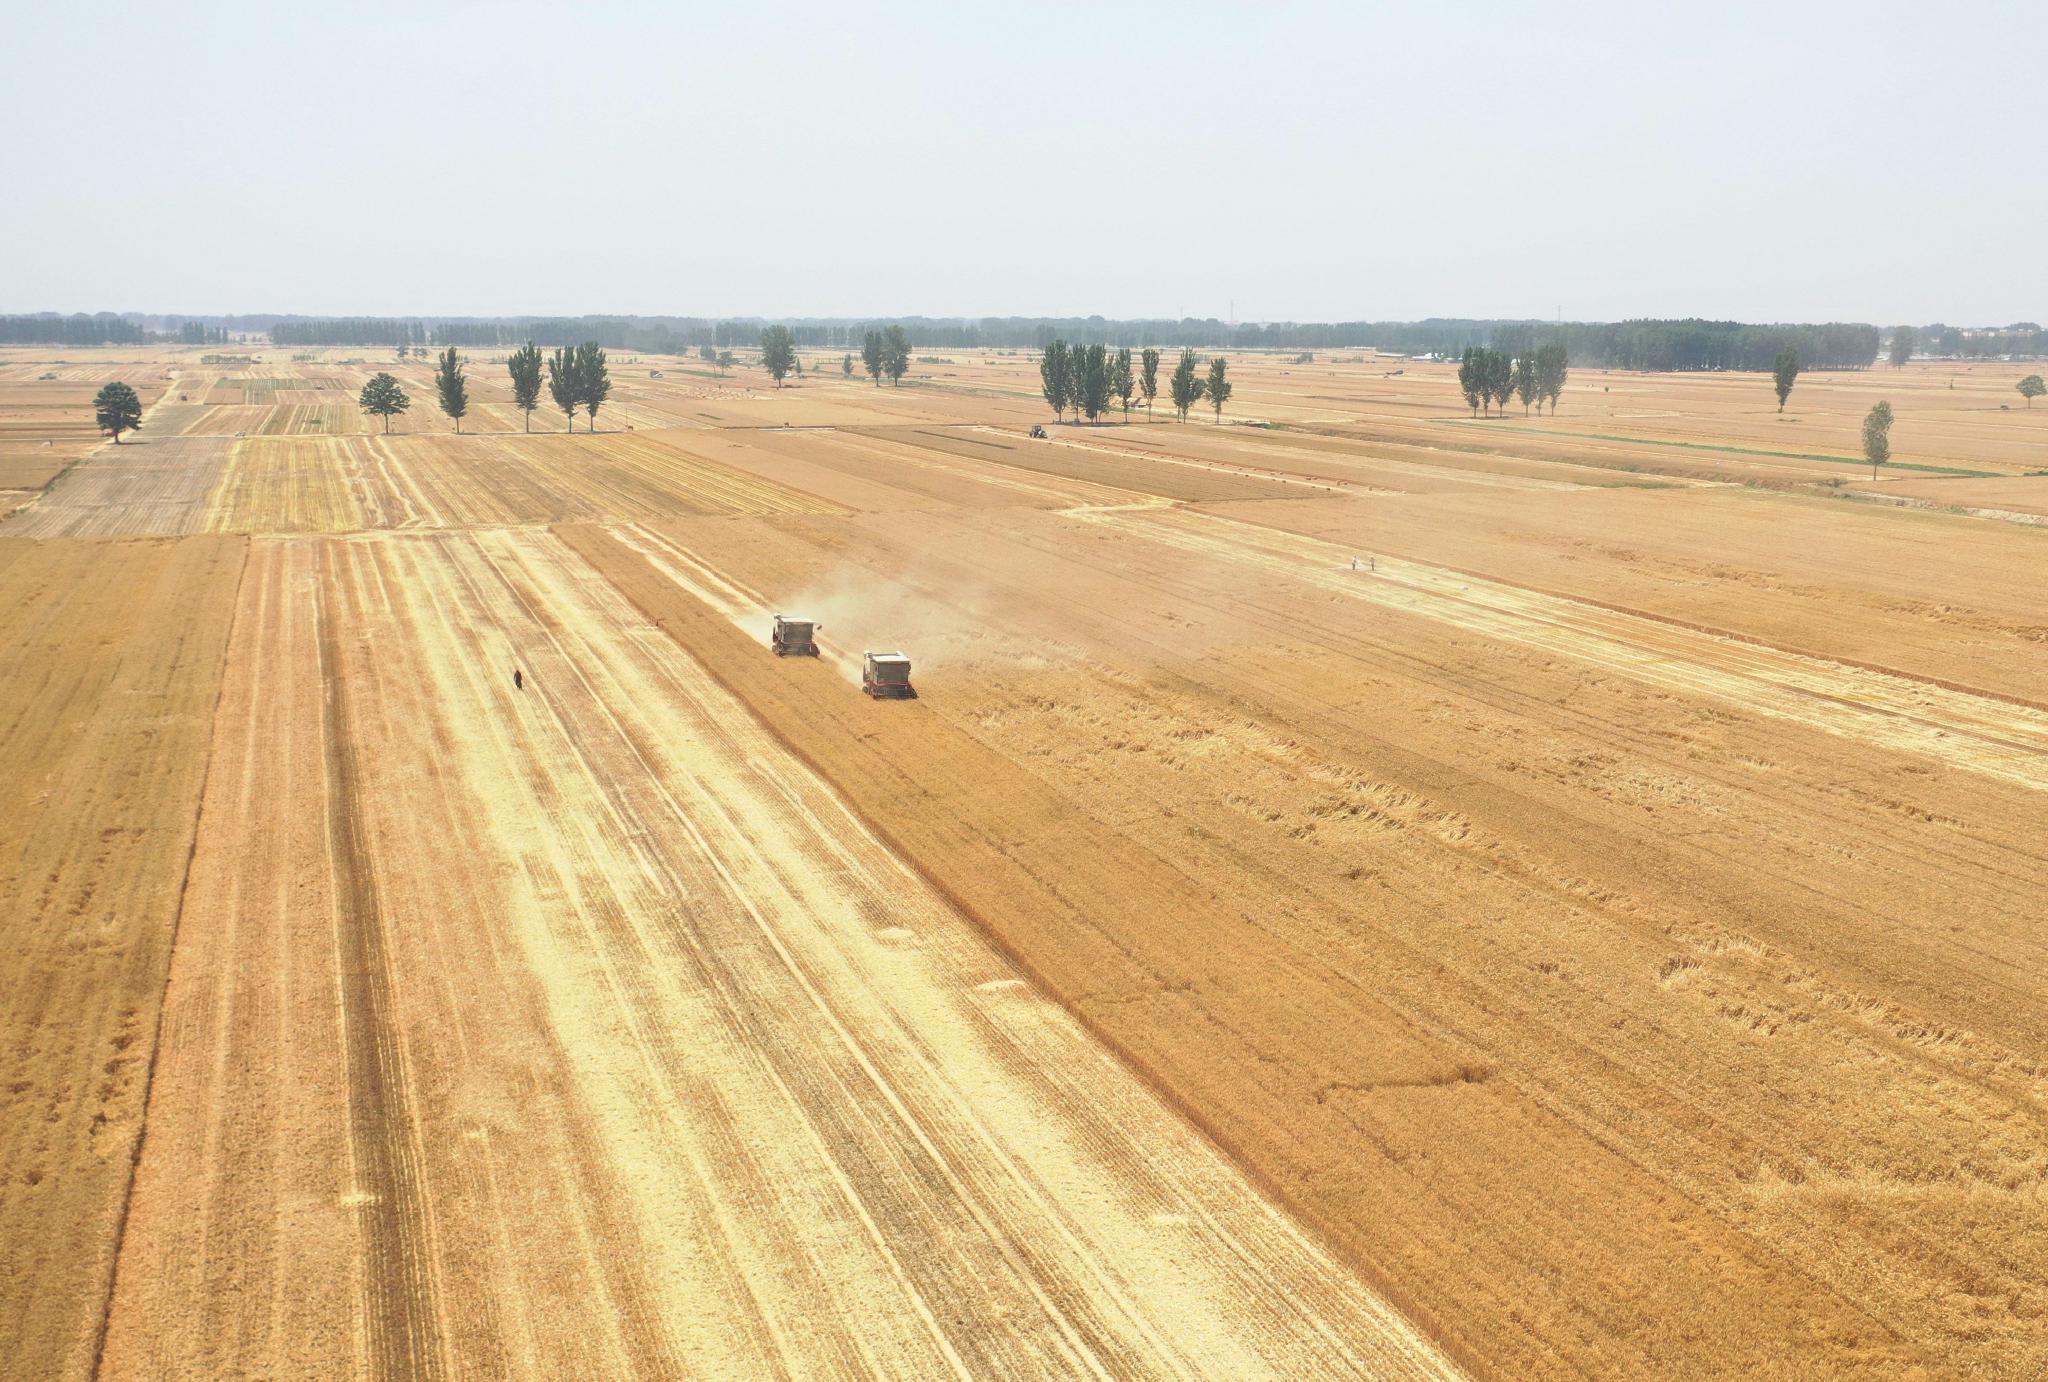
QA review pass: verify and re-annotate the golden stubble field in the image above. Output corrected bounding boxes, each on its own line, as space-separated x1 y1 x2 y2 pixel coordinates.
2 342 2045 1379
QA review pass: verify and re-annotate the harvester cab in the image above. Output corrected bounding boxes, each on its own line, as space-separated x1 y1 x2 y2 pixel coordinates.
771 614 820 657
862 652 915 699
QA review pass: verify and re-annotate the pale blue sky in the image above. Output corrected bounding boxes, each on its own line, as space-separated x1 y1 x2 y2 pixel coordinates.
2 0 2040 324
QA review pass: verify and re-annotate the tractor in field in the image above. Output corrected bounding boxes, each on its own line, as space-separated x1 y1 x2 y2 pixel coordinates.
771 614 820 657
862 651 915 699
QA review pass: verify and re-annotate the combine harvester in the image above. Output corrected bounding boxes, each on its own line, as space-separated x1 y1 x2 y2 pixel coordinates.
770 614 820 657
771 614 916 700
862 651 916 699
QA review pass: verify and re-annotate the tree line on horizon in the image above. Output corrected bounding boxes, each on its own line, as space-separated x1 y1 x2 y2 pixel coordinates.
29 311 2048 368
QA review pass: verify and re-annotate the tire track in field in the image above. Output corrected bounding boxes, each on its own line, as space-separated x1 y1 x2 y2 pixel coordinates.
313 550 448 1382
1062 504 2048 793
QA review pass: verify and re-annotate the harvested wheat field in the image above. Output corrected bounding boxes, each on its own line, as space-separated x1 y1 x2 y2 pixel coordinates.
2 341 2045 1379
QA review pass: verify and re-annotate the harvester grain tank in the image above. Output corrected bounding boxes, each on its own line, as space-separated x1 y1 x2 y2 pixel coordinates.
771 614 820 657
862 651 915 699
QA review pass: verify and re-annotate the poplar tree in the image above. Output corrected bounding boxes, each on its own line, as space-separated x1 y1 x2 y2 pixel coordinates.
92 380 144 442
1207 356 1232 423
760 326 796 387
1458 347 1484 415
1110 347 1135 420
1039 340 1071 419
1077 343 1111 422
1773 347 1801 412
507 341 543 431
1170 348 1206 421
1487 349 1515 416
1513 352 1537 415
547 347 580 430
1535 342 1569 414
576 341 610 429
883 325 911 385
862 330 885 386
1140 347 1161 419
435 346 469 432
1862 400 1894 478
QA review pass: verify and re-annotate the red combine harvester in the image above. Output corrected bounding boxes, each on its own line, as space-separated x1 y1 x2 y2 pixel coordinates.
770 614 819 657
862 651 915 699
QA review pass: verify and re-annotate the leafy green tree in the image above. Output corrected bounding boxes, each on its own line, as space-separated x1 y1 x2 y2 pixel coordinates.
1076 343 1111 422
700 344 718 368
2018 374 2045 408
1207 356 1232 423
760 326 796 387
358 372 411 433
1140 347 1161 419
1457 347 1483 416
434 346 469 432
1110 347 1135 420
1862 400 1894 478
1513 352 1537 414
507 342 543 431
717 350 734 374
576 341 611 429
92 380 144 442
862 330 885 386
1039 340 1071 419
1486 349 1515 416
547 347 580 430
1773 347 1801 412
883 325 911 385
1535 342 1569 414
1889 326 1917 368
1170 347 1206 421
842 353 854 376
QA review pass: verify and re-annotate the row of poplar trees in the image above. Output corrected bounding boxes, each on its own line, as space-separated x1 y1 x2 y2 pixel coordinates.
1039 343 1233 424
1456 343 1569 416
355 340 614 433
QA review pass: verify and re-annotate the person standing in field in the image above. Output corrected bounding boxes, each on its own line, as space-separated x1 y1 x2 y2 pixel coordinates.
514 668 523 691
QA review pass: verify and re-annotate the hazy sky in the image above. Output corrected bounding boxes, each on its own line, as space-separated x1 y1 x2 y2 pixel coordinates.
3 0 2040 324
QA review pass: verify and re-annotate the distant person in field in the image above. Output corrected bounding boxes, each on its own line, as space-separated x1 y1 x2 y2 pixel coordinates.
514 668 523 691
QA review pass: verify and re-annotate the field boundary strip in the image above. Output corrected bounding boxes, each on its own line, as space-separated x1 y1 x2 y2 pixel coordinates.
1427 419 1999 476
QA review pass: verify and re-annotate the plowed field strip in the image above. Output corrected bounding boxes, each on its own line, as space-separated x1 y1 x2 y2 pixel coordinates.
0 537 244 1382
1066 505 2048 791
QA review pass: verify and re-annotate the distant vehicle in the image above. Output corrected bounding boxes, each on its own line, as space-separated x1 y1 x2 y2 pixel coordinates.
37 372 57 380
1028 424 1048 438
862 651 915 699
770 614 820 657
649 370 663 378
